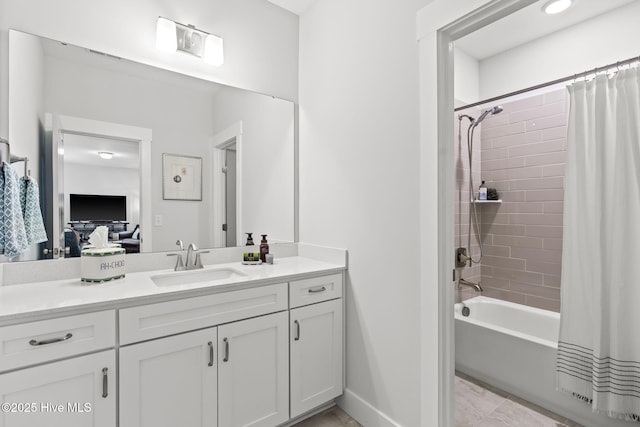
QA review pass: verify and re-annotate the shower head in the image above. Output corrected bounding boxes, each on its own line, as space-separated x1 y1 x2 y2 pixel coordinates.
473 105 503 126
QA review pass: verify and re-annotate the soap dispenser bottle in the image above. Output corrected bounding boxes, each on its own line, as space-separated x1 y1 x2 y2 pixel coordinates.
479 181 487 201
260 235 269 263
245 232 255 246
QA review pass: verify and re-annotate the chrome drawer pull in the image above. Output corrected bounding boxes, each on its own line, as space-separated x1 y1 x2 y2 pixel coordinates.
208 341 214 367
308 286 327 294
294 320 300 341
29 332 73 346
223 338 229 362
102 368 108 398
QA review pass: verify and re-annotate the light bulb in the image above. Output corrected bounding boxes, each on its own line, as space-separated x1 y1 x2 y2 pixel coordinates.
203 34 224 66
543 0 572 15
98 151 113 160
156 17 177 53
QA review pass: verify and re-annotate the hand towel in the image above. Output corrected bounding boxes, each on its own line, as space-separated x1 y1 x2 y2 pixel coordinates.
0 162 28 257
19 177 47 245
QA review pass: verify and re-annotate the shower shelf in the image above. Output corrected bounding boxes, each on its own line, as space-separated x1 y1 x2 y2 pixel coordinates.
471 199 502 204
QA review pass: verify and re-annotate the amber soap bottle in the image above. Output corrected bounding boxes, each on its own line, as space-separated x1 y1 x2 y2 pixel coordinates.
260 234 269 263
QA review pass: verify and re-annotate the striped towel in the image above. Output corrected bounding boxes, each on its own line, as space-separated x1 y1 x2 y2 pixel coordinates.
0 162 28 257
19 177 47 245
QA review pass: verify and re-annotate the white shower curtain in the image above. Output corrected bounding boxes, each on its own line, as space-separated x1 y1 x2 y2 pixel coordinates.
557 66 640 421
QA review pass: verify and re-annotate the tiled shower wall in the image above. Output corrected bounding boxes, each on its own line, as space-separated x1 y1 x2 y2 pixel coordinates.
456 89 569 312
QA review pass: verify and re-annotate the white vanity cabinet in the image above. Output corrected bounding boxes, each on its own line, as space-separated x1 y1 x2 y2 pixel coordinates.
218 311 289 427
289 275 344 419
119 328 218 427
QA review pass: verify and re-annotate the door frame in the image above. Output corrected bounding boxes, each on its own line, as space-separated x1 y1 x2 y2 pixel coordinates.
211 121 243 248
416 0 538 425
51 114 152 255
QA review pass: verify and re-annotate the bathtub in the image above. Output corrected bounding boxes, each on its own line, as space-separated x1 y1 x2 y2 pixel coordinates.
455 296 634 427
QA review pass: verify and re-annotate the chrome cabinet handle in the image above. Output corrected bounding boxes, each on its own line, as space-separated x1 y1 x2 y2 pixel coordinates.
294 320 300 341
102 368 108 398
29 332 73 346
223 338 229 362
308 286 327 294
208 341 214 367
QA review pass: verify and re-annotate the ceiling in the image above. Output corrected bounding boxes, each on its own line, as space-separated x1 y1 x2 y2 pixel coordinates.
456 0 638 60
266 0 317 15
63 134 140 169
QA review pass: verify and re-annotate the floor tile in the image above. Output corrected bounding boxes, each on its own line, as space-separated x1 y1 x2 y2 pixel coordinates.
455 378 507 427
476 399 567 427
293 407 362 427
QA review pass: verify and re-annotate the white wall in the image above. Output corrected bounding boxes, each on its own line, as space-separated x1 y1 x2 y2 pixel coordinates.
299 0 431 425
454 47 480 107
63 163 140 228
479 1 640 100
0 0 299 141
210 86 294 244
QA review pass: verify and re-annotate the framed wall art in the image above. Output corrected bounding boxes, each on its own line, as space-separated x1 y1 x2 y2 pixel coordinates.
162 153 203 201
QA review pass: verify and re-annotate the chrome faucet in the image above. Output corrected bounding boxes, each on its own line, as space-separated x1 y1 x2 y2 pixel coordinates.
167 241 209 271
458 277 483 293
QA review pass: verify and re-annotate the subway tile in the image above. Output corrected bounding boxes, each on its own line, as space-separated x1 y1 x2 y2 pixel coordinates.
481 265 493 277
543 164 565 177
491 267 544 284
525 295 561 312
526 259 562 275
510 177 563 191
507 166 543 180
482 169 509 182
525 152 567 167
508 140 566 158
486 132 534 149
526 113 568 132
482 156 525 171
482 147 509 161
511 247 562 263
525 189 564 202
500 191 525 202
482 122 526 139
481 113 510 129
482 255 526 270
502 202 543 214
525 225 563 238
509 101 565 124
492 235 543 249
542 125 568 141
510 281 561 301
486 223 526 236
543 89 567 104
482 245 510 257
481 275 510 289
481 213 509 225
503 94 545 113
482 288 527 305
509 213 563 226
543 238 562 251
544 274 561 287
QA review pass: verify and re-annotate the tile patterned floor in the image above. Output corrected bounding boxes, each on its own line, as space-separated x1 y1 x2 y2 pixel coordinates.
455 373 583 427
293 407 362 427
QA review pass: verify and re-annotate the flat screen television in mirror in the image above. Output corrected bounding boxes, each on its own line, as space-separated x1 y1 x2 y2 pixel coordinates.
69 194 127 222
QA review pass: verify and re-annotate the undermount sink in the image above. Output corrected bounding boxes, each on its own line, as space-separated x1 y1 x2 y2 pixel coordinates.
151 267 248 287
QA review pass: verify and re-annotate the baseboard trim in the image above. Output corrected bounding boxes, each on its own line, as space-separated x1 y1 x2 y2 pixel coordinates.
338 388 402 427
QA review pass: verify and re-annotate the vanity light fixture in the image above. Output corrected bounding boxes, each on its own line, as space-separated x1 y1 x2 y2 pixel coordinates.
98 151 114 160
542 0 573 15
155 17 224 66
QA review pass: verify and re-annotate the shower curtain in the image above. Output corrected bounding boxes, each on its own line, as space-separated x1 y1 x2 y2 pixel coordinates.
557 67 640 420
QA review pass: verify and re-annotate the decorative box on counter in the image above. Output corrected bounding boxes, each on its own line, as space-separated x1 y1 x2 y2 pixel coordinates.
81 247 126 283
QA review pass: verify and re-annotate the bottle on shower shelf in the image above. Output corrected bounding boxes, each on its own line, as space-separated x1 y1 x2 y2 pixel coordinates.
479 181 487 201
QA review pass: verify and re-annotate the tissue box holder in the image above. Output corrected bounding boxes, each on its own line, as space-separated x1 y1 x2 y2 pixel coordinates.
81 247 126 283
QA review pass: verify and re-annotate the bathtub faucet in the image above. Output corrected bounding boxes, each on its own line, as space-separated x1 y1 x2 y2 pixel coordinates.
458 278 483 293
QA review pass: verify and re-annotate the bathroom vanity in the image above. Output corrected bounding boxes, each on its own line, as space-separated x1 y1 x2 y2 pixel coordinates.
0 248 345 427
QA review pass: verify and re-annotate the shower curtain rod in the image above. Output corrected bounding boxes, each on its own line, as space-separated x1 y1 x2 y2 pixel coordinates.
454 54 640 112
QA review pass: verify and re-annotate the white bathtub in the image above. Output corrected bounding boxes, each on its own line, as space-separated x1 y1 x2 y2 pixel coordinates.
455 296 635 427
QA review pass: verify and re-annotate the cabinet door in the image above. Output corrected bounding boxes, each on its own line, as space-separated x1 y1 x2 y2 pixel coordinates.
218 311 288 427
119 328 217 427
0 350 115 427
290 299 343 418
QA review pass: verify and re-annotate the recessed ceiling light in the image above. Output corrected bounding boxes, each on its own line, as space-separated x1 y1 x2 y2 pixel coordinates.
98 151 114 160
543 0 573 15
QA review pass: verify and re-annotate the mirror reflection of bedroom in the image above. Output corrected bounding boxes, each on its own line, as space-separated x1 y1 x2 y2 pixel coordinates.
63 134 140 256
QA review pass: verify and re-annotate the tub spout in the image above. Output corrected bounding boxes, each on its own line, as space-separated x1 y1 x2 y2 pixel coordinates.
459 278 483 293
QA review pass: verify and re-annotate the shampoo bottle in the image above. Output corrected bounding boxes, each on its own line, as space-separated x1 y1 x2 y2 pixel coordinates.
260 234 269 263
479 181 487 201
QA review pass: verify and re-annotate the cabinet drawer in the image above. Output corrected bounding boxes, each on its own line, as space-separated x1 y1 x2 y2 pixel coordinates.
120 283 288 345
290 274 343 308
0 310 116 372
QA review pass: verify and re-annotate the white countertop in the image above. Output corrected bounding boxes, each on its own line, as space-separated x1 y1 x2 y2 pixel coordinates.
0 256 345 325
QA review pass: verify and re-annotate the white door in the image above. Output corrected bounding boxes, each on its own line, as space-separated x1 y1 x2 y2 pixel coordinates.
119 328 217 427
218 311 289 427
290 299 343 418
0 350 115 427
